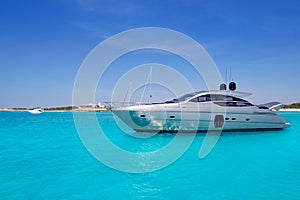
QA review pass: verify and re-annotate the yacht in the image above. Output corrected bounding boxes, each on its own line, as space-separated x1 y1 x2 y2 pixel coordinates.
112 82 289 132
28 107 43 114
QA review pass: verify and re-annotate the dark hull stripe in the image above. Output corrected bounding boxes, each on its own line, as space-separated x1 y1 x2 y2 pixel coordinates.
134 128 284 133
118 110 277 116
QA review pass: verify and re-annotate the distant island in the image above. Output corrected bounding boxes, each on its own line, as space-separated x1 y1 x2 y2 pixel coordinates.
1 103 300 112
279 102 300 112
282 103 300 109
0 104 111 112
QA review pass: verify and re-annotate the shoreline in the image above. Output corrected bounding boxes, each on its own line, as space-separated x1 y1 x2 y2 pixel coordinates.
0 108 110 112
1 108 300 112
278 108 300 112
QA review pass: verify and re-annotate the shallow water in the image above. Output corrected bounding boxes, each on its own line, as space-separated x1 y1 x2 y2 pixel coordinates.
0 112 299 199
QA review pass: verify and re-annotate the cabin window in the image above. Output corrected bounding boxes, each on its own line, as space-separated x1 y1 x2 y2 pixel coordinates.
197 96 206 102
212 95 253 107
188 94 253 107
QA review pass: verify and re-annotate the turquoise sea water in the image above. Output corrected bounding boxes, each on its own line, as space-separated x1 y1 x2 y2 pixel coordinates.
0 112 299 200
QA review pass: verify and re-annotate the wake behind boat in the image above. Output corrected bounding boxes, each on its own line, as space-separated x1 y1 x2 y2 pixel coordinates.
112 82 289 132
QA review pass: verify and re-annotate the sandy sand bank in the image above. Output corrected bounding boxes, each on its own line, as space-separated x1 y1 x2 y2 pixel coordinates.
279 108 300 112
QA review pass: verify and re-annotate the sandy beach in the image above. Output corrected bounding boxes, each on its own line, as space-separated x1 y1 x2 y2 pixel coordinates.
279 108 300 112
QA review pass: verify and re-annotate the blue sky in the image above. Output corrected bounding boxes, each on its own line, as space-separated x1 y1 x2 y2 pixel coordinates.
0 0 300 108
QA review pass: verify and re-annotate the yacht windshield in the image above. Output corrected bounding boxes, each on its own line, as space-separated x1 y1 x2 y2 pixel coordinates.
165 92 197 103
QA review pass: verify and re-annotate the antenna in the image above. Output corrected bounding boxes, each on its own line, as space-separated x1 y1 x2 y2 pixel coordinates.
229 65 232 82
122 81 132 106
139 66 153 104
228 65 237 91
148 66 152 103
225 67 228 85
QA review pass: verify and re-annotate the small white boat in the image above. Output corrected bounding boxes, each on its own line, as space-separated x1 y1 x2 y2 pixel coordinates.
112 82 289 132
28 108 43 114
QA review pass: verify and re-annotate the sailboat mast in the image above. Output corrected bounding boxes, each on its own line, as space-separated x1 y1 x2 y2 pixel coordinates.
148 66 152 103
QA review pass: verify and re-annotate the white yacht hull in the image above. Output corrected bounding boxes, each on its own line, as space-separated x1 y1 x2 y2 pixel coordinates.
28 108 43 114
112 103 289 132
